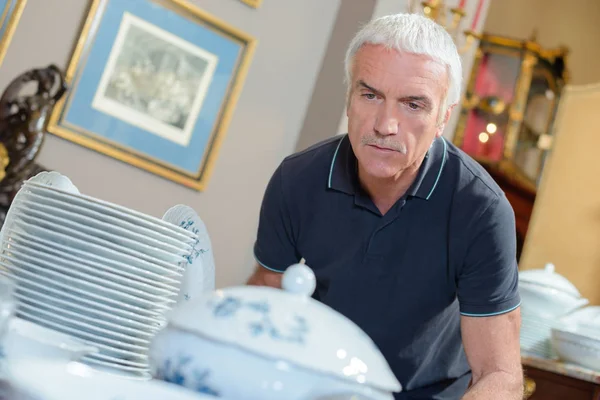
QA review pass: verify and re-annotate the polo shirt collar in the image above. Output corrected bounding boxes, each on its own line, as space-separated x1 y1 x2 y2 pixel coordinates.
408 136 448 199
327 134 447 200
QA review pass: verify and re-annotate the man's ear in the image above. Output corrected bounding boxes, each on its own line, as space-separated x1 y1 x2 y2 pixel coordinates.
345 88 352 116
435 104 457 138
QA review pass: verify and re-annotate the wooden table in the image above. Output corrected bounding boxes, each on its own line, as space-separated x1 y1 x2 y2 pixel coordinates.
522 355 600 399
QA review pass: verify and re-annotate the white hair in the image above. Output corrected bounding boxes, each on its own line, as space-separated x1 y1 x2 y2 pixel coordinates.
344 13 463 115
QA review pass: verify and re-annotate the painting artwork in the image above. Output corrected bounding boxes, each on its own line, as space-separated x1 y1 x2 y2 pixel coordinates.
48 0 256 190
92 12 218 147
239 0 262 8
0 0 27 66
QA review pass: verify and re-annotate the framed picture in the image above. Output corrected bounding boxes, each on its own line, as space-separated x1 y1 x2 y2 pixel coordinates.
47 0 256 190
0 0 27 66
240 0 262 8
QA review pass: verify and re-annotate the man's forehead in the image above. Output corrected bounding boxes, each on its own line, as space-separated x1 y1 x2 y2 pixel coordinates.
352 45 448 91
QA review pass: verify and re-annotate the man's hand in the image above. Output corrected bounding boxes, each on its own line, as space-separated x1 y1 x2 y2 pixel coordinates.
246 264 283 288
461 308 523 400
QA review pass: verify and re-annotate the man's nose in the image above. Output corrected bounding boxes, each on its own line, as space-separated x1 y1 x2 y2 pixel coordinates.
374 104 399 136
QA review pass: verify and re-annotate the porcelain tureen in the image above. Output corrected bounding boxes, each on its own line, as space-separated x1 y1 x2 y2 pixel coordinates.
519 263 588 318
149 263 401 399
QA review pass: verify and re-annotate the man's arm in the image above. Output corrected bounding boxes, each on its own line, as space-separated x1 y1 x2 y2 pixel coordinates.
249 162 299 285
461 309 523 400
456 193 523 399
247 264 283 288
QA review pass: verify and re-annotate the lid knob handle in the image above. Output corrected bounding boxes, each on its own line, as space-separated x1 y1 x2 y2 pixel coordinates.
544 263 555 273
282 263 316 297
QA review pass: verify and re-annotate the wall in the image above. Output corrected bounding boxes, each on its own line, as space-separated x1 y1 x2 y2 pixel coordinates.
484 0 600 85
295 0 376 152
519 83 600 305
0 0 341 288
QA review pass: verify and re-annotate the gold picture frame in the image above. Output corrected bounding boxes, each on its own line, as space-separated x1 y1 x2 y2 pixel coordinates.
47 0 256 191
240 0 262 8
0 0 27 66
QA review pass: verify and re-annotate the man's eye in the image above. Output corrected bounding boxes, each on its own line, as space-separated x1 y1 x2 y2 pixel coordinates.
408 102 420 110
363 93 377 100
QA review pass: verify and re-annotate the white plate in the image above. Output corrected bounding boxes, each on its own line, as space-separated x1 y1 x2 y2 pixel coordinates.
6 230 181 288
73 361 152 381
20 191 194 252
8 359 215 399
6 220 183 278
23 181 196 240
17 301 150 347
0 253 171 311
163 205 215 303
12 207 187 268
5 243 176 301
0 270 165 324
15 200 189 264
15 200 189 263
14 291 156 339
13 285 161 332
17 293 155 340
86 352 149 369
15 308 149 361
81 356 149 374
0 264 167 317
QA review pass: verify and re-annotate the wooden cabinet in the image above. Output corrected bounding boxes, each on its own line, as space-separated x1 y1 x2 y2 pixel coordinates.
524 365 600 400
481 163 535 260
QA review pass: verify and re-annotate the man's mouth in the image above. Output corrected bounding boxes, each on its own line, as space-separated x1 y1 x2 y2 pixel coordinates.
369 144 396 152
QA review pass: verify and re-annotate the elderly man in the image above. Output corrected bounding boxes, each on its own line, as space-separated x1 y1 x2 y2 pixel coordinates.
247 12 523 400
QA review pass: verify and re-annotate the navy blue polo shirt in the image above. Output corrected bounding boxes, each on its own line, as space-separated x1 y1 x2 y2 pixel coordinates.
254 134 520 399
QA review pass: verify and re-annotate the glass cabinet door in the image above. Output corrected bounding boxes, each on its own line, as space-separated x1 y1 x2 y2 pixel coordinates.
514 63 559 186
454 33 567 190
461 50 522 162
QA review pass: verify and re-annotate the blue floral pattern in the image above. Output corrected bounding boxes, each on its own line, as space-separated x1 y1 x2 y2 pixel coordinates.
155 354 220 396
178 218 210 301
179 219 209 265
211 296 309 345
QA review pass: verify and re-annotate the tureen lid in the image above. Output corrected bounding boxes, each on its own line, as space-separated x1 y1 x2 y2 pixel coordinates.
561 306 600 337
519 263 582 298
167 263 401 393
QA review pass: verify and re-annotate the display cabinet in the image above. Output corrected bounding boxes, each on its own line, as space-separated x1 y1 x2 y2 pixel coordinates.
452 33 569 255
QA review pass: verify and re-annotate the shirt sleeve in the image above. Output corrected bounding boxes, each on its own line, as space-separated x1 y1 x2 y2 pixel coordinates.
457 194 521 317
253 163 300 273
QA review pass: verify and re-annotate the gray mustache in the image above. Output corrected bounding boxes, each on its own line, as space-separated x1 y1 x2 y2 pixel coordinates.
361 137 407 154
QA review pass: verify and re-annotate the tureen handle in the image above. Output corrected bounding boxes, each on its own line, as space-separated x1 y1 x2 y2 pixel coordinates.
281 263 316 297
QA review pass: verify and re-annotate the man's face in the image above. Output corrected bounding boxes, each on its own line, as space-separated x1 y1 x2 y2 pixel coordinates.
347 44 451 180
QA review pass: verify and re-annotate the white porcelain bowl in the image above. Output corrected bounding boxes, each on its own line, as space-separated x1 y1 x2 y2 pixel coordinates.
550 306 600 371
551 328 600 371
570 306 600 340
149 263 401 399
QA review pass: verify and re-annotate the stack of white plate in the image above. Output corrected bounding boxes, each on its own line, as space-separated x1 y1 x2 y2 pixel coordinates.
520 309 557 358
0 172 198 380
